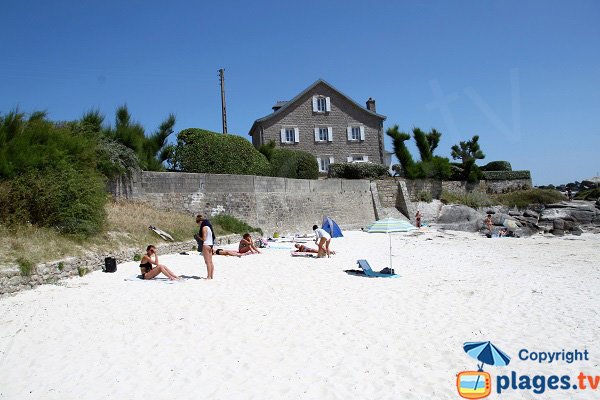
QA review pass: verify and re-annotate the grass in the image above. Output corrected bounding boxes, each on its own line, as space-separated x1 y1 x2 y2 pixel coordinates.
440 190 495 209
211 214 263 236
574 188 600 201
0 200 258 269
493 189 565 208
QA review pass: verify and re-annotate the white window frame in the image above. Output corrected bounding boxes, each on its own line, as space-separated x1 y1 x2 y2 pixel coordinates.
347 155 369 163
280 127 299 144
347 125 365 141
314 126 333 143
316 156 334 173
312 95 331 113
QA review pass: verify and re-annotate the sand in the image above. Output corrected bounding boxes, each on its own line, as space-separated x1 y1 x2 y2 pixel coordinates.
1 230 599 399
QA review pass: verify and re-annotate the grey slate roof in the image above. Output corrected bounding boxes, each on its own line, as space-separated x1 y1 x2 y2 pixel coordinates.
248 79 386 136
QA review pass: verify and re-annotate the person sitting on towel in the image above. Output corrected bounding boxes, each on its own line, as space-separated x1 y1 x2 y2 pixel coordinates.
238 233 261 254
139 245 180 280
312 225 332 258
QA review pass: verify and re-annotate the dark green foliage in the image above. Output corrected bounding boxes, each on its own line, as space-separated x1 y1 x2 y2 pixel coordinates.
258 140 277 162
413 156 452 180
170 128 271 176
451 135 485 182
386 125 415 178
328 162 389 179
0 110 107 236
78 267 89 277
494 189 564 208
481 161 512 172
17 257 35 276
574 188 600 200
95 137 140 179
269 148 318 179
212 214 263 235
104 105 175 172
482 170 531 180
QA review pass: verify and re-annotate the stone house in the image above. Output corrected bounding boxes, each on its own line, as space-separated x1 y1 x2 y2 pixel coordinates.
248 79 387 173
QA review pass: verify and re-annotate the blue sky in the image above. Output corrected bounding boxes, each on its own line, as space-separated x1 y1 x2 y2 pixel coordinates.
1 0 599 185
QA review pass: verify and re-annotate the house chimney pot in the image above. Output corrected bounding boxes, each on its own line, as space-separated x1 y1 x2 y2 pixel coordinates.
366 97 376 112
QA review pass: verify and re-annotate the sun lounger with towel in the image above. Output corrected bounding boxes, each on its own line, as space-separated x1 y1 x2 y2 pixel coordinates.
355 259 399 278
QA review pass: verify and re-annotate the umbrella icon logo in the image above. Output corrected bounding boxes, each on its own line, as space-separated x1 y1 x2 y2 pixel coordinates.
456 341 511 399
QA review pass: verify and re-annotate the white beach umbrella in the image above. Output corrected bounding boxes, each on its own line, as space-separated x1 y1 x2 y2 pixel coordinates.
366 217 417 269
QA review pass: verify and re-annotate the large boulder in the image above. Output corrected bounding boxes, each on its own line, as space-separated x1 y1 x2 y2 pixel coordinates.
540 201 599 224
436 205 484 232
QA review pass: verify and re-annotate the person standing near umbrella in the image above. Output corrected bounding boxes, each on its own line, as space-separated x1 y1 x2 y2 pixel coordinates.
312 224 332 258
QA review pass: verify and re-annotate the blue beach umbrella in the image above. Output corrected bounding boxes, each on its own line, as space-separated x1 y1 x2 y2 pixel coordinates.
463 341 511 393
463 341 511 369
366 217 417 269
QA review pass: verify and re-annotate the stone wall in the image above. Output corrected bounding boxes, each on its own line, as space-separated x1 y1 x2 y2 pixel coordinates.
119 171 376 235
0 234 245 297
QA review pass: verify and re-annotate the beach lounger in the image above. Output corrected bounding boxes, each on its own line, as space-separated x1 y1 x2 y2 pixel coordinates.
356 259 399 278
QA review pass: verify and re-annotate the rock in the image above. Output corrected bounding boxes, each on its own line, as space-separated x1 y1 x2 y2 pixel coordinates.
523 209 540 219
540 201 598 224
572 226 583 236
563 220 575 231
508 210 522 216
551 229 565 236
436 205 484 232
553 219 565 230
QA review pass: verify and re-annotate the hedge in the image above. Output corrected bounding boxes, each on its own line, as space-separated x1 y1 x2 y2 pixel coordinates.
328 162 389 179
170 128 271 176
269 148 318 179
481 161 512 171
482 170 531 180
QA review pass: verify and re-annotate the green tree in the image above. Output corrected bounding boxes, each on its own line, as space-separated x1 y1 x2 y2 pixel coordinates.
451 135 485 182
386 125 415 178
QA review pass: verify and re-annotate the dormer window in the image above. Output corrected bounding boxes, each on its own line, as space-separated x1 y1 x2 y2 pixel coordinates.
312 96 331 113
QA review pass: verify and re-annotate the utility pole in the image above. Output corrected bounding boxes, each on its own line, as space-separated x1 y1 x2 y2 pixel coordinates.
218 68 228 134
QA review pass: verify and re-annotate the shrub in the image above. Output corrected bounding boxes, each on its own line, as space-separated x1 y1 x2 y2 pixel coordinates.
77 267 89 277
494 189 564 208
328 162 389 179
211 214 263 236
0 166 107 236
574 188 600 200
482 170 531 180
170 128 270 176
269 148 318 179
440 190 495 209
417 191 433 203
133 254 142 262
57 262 64 271
17 257 35 276
413 157 452 180
481 161 512 171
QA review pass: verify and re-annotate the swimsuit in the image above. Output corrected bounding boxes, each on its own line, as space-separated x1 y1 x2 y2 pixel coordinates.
139 261 153 279
215 249 223 255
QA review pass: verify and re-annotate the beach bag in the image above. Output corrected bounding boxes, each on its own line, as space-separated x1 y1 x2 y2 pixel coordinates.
103 257 117 273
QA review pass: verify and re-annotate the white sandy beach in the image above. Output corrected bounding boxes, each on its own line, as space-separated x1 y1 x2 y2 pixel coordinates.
1 229 599 399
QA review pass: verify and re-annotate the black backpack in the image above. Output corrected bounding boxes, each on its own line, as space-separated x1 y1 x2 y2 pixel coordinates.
103 257 117 273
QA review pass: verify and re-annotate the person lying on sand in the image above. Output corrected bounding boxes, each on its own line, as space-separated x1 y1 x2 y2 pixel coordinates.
294 243 336 254
213 248 246 257
139 245 180 280
239 233 261 254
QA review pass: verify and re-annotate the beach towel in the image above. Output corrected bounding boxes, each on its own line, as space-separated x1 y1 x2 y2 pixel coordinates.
124 275 181 284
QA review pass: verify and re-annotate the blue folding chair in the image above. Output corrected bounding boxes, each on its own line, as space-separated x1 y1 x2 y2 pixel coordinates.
356 259 399 278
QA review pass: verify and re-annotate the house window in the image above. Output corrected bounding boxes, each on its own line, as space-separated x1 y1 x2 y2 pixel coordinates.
314 127 333 142
347 125 365 141
347 155 369 163
312 96 331 113
280 127 299 144
317 156 334 172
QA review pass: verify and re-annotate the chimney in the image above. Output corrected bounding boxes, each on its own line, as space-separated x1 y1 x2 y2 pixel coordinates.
366 97 376 112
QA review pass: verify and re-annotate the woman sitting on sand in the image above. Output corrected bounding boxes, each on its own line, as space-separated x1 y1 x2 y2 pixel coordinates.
239 233 261 254
139 245 180 280
213 248 246 257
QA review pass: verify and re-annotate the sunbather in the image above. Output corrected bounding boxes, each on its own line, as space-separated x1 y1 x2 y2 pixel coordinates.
213 248 245 257
139 245 180 280
239 233 261 254
294 243 336 254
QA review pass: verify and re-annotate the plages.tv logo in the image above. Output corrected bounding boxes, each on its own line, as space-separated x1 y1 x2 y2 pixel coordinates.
456 341 511 399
